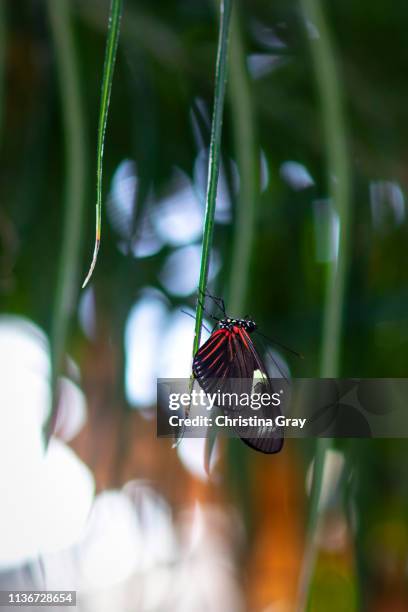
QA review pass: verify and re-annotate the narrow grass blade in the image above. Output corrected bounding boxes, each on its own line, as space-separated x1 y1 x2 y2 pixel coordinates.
297 0 352 607
174 0 232 454
198 2 255 469
193 0 232 355
45 0 87 440
82 0 123 288
0 1 6 146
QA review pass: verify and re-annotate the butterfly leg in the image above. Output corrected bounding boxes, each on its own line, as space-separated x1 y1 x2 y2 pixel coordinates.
197 297 220 322
198 289 227 317
213 296 226 316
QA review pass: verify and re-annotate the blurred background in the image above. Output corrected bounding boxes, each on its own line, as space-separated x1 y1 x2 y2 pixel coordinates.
1 0 408 610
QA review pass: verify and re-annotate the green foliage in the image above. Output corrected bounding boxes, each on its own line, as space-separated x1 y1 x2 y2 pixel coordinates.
82 0 123 288
45 0 87 439
193 0 232 355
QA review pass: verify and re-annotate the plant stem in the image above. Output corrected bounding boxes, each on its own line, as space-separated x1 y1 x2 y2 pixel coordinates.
297 0 351 607
45 0 87 440
193 0 232 355
0 1 6 146
227 5 258 315
82 0 123 288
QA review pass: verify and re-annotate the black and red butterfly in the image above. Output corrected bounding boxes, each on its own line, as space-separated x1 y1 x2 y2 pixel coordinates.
192 295 285 454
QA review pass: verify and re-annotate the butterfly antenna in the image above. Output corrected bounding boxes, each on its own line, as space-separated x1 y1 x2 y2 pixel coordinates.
264 346 290 383
180 309 211 334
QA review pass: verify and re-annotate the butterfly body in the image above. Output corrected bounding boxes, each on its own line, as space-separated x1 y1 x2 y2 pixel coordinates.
218 317 256 332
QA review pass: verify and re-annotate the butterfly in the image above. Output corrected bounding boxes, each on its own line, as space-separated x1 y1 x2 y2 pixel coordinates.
192 295 285 454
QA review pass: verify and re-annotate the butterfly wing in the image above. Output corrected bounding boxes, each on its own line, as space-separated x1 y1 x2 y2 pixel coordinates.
229 327 283 453
193 326 284 454
192 329 232 393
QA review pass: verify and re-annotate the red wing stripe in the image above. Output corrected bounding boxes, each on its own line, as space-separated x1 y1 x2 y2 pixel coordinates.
205 350 223 370
214 360 226 375
197 329 224 352
199 334 228 362
237 327 250 349
228 334 233 361
240 327 269 375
